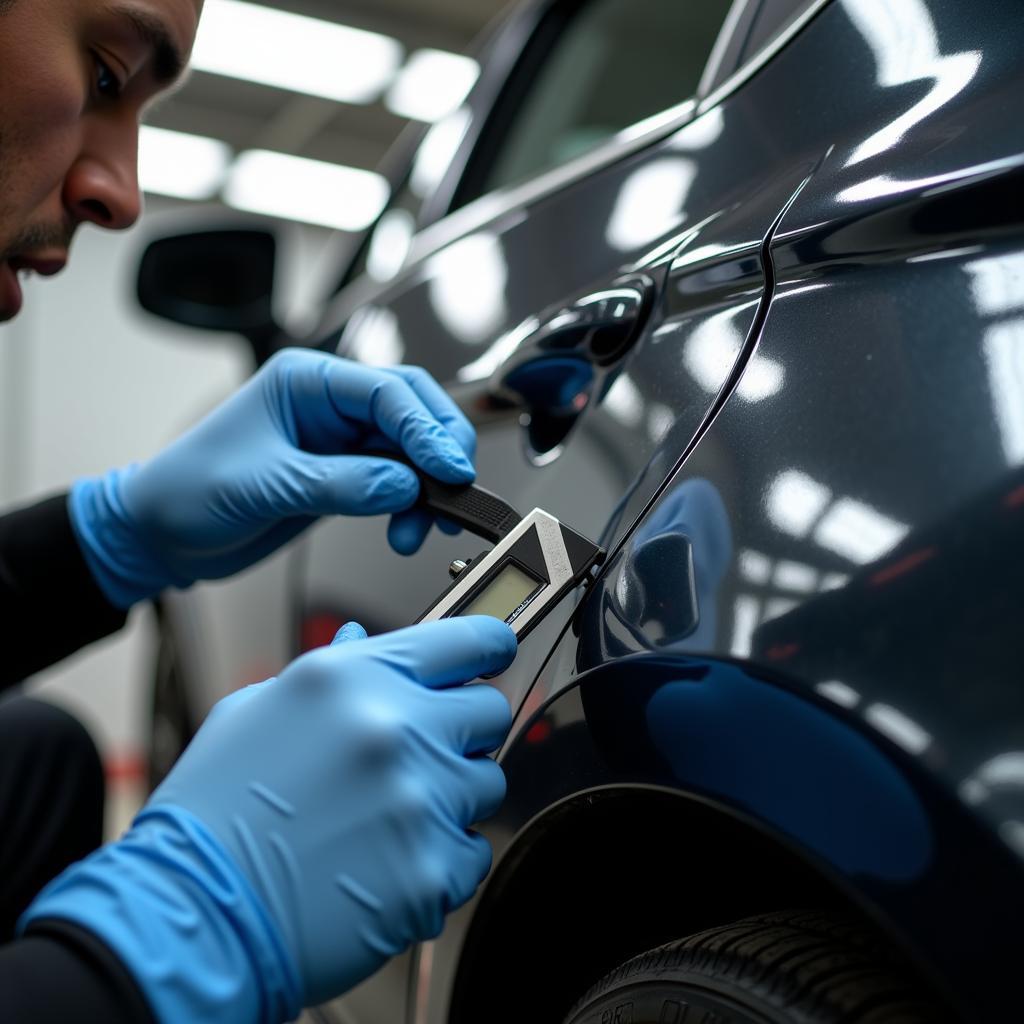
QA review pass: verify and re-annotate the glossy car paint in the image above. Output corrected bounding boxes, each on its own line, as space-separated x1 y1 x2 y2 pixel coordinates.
148 0 1023 1019
306 0 1022 1020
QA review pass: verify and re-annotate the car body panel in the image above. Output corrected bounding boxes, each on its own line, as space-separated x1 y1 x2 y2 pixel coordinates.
141 0 1024 1020
396 0 1024 1021
300 8 829 735
437 656 1023 1022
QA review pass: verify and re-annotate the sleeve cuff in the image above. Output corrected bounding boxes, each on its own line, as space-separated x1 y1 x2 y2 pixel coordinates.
0 494 128 685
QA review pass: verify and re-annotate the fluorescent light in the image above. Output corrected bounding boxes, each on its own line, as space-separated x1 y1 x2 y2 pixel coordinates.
984 320 1024 464
366 209 416 283
456 317 539 383
999 821 1024 859
603 374 645 428
816 681 861 708
736 353 785 402
427 232 507 343
968 253 1024 316
813 498 909 564
386 49 480 123
819 572 851 591
646 403 675 444
773 560 819 593
680 303 781 402
963 752 1024 809
606 158 695 251
192 0 403 104
224 151 389 232
764 597 798 620
342 306 405 367
978 753 1024 788
730 595 760 657
841 0 980 166
139 126 231 200
738 549 772 585
683 308 744 392
669 107 725 152
766 470 832 538
410 106 472 198
864 702 931 755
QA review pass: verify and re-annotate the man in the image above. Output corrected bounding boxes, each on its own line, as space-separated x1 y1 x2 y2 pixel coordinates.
0 2 517 1021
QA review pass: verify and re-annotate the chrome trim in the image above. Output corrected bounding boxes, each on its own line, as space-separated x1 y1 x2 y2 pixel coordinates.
325 0 835 334
697 0 756 99
698 0 835 114
405 99 698 267
406 1 835 269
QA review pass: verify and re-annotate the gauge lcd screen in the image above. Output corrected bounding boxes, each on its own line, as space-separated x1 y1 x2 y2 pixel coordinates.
459 562 542 622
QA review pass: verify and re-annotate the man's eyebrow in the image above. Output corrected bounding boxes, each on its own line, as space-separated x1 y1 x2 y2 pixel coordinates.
109 4 187 85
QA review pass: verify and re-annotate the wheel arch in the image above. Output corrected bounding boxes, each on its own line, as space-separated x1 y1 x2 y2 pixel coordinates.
445 654 1014 1022
449 784 858 1024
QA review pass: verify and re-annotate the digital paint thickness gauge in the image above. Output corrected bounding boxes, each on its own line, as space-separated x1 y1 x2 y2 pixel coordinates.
396 460 606 641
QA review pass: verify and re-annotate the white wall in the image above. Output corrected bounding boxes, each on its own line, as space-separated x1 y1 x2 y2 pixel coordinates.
0 196 335 764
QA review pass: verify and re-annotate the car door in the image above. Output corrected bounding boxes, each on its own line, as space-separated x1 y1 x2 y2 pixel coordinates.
485 1 1024 1020
296 2 840 1020
296 0 833 710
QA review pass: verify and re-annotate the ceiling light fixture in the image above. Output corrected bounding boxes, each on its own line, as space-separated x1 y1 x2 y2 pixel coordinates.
224 151 390 232
386 49 481 123
139 126 232 200
813 497 909 564
192 0 404 104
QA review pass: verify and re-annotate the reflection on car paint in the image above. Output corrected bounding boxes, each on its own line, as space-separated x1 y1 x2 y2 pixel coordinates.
841 0 981 167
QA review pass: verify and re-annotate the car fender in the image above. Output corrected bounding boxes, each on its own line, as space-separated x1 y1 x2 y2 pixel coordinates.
428 653 1024 1023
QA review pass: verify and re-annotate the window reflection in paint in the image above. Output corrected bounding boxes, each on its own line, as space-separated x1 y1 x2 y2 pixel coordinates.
982 319 1024 466
841 0 981 166
427 232 509 344
340 306 405 366
366 209 417 284
680 305 784 402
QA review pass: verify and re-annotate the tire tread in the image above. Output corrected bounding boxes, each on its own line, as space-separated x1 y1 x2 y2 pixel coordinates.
564 909 952 1024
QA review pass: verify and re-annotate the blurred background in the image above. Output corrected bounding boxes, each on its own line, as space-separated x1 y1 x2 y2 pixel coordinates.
0 0 509 831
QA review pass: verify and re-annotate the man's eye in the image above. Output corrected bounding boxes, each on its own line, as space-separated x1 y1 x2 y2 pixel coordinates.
94 55 123 99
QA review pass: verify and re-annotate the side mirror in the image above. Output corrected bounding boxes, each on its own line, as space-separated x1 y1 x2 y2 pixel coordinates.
136 228 281 365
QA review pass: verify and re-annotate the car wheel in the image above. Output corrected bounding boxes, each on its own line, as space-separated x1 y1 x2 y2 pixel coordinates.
147 613 196 791
562 910 951 1024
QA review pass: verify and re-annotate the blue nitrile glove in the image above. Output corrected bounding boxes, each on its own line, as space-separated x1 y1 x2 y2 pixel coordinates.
70 349 474 609
21 616 516 1023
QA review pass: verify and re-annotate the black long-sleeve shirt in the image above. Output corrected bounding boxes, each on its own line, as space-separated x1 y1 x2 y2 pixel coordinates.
0 495 156 1022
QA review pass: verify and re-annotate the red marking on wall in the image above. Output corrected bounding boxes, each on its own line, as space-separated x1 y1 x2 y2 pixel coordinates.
869 547 937 587
300 613 346 653
105 753 145 783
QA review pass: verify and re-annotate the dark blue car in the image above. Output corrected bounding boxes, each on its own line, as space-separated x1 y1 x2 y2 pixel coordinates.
138 0 1024 1019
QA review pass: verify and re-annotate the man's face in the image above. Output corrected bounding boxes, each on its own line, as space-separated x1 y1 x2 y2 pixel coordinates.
0 0 202 321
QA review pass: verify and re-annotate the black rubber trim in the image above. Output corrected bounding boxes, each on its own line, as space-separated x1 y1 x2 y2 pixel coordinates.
367 451 522 543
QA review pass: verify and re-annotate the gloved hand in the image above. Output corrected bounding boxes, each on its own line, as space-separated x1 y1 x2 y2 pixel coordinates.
70 349 475 608
21 616 516 1023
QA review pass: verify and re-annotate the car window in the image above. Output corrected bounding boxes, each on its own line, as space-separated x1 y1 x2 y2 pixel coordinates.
342 0 736 294
473 0 735 197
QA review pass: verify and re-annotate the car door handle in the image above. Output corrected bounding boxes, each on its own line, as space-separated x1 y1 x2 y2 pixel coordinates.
486 274 655 456
496 273 655 382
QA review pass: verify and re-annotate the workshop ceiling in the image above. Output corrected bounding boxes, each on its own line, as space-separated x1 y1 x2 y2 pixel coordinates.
145 0 512 224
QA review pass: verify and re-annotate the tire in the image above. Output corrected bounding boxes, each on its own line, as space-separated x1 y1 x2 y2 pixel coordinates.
147 613 196 792
563 910 952 1024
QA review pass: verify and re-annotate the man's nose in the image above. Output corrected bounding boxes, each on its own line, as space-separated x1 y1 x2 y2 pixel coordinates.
63 127 142 232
